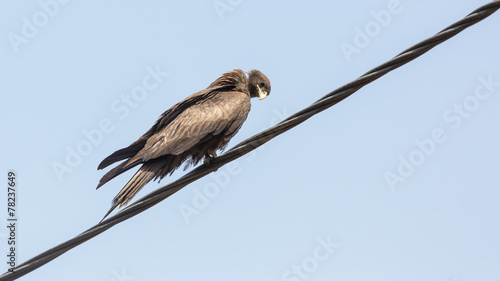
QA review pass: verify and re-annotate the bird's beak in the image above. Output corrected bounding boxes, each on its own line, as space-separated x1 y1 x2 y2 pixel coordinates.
257 85 268 100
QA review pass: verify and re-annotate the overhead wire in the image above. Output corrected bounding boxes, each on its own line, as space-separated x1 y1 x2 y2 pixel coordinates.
1 1 499 280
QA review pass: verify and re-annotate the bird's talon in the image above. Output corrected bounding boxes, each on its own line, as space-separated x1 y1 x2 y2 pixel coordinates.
204 150 218 165
203 157 212 165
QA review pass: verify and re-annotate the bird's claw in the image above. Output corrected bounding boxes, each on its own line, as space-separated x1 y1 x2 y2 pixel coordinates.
203 157 213 165
204 151 218 170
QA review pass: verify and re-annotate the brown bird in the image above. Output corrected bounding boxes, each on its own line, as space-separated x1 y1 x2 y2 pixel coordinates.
97 69 271 220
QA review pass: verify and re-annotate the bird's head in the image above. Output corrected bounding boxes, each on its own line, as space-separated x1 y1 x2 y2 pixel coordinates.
248 70 271 100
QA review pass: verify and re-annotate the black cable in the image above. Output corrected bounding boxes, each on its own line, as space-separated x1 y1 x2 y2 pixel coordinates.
2 1 499 280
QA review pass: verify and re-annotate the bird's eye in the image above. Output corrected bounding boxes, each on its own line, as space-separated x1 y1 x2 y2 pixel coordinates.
259 82 265 87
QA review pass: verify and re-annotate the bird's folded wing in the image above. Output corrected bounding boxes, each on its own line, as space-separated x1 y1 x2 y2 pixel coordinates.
140 92 250 161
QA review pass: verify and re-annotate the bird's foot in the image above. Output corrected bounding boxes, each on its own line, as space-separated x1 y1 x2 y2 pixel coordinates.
203 151 218 167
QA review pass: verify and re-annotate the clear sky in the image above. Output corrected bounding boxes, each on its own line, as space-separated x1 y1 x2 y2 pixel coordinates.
1 1 499 280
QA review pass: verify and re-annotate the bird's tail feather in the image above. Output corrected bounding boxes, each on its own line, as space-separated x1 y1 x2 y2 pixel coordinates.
97 141 145 170
100 160 163 222
96 156 142 189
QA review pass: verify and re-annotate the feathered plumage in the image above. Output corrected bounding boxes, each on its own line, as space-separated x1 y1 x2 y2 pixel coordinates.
97 69 271 220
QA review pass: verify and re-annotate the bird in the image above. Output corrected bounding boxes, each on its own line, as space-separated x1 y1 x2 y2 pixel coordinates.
97 69 271 220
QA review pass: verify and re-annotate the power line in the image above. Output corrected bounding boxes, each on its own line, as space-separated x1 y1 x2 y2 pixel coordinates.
2 1 499 280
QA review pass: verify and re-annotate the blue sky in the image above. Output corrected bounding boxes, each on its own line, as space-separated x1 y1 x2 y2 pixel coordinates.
1 1 499 280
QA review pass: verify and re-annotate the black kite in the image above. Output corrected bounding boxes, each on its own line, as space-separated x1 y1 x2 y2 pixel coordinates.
97 69 271 219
